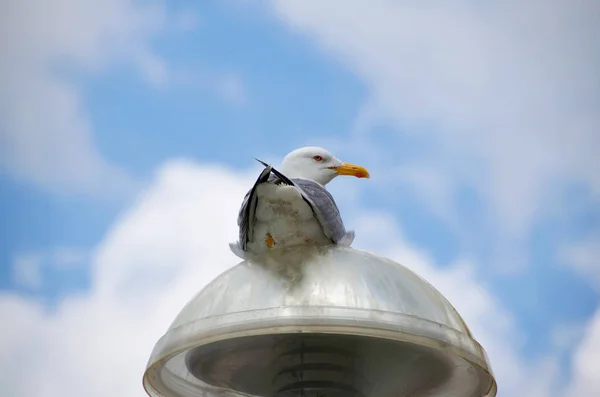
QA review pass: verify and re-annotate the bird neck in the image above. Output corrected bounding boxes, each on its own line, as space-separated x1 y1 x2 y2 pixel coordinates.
280 164 334 186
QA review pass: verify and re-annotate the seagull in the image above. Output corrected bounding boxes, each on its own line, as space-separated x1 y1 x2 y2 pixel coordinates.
229 146 370 259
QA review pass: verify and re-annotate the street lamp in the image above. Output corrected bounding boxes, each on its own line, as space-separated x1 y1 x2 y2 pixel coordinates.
143 246 497 396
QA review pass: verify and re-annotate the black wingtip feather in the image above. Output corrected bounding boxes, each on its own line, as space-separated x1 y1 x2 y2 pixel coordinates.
253 157 294 186
269 166 295 186
254 157 270 168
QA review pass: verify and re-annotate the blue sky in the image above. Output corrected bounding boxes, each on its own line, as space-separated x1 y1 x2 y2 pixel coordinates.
1 1 599 396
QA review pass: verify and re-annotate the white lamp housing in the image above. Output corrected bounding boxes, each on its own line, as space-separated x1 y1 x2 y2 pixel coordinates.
143 246 497 397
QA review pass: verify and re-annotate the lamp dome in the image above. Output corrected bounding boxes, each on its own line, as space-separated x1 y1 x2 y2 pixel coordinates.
143 246 497 397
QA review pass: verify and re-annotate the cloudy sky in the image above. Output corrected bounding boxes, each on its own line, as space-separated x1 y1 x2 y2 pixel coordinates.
1 1 599 396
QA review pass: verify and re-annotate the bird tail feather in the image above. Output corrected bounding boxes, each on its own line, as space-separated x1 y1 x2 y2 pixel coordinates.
338 230 356 247
229 241 248 260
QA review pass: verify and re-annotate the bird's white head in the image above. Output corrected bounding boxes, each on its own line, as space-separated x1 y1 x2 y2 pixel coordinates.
280 146 370 186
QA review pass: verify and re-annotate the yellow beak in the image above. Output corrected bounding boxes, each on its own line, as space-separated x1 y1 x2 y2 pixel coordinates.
332 162 370 179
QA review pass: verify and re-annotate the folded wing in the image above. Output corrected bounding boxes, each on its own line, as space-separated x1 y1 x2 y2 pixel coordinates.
232 161 354 258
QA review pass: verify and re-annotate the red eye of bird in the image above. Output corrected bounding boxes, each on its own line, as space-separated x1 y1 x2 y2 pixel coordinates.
313 155 323 162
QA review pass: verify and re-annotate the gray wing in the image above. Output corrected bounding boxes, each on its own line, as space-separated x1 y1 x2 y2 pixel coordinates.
236 163 349 251
236 165 273 250
291 178 348 243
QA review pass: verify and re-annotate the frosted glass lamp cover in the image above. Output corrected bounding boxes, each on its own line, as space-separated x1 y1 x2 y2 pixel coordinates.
143 246 497 397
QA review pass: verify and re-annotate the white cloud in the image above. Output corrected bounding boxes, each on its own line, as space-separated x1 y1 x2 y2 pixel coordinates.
351 211 560 397
0 160 250 397
11 253 43 289
564 308 600 396
11 247 90 290
0 0 171 195
0 159 576 397
267 0 600 243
